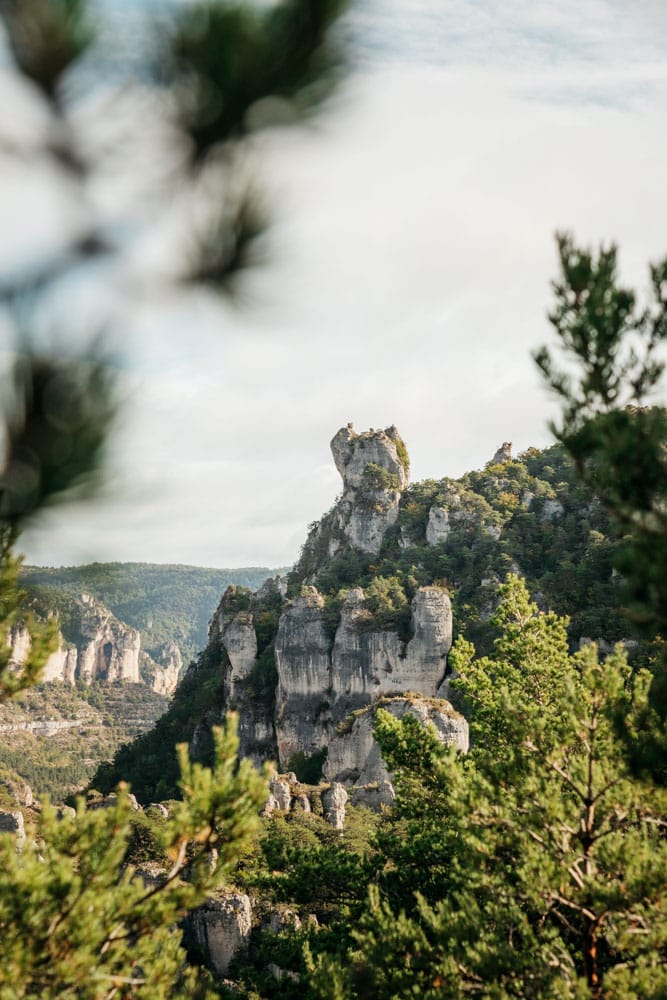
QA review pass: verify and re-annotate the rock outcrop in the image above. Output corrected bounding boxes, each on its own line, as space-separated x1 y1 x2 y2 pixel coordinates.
426 506 450 545
142 642 183 696
298 424 410 569
184 891 252 978
42 645 79 684
191 425 467 795
203 581 461 808
324 696 468 786
76 594 141 683
8 594 181 695
273 583 453 768
0 809 25 844
322 782 348 831
490 442 513 465
207 586 278 763
274 587 332 764
329 423 409 557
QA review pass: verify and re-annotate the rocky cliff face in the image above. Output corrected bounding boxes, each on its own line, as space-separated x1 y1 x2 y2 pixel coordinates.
142 642 183 696
195 425 465 789
273 582 455 767
296 424 410 573
76 593 141 683
9 595 180 695
324 696 469 785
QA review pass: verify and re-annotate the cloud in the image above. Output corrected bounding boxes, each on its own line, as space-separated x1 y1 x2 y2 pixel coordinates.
14 4 667 567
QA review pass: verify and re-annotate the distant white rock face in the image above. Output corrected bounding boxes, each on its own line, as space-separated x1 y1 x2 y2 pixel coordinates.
8 594 180 694
145 642 182 696
42 646 78 684
8 623 79 685
76 594 141 684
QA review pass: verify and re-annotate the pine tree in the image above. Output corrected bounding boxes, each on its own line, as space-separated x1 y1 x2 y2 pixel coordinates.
0 717 268 998
312 578 667 1000
535 234 667 780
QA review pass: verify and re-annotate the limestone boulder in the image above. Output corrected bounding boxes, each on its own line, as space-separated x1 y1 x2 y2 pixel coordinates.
322 782 348 831
324 696 468 787
184 891 252 978
0 809 25 844
426 506 450 545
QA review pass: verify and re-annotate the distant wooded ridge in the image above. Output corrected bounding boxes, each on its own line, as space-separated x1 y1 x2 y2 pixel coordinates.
19 563 287 665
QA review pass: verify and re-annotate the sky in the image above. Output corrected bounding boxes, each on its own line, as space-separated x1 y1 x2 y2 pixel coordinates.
4 0 667 569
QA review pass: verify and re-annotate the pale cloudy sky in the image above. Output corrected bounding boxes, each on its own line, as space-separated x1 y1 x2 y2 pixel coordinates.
7 0 667 568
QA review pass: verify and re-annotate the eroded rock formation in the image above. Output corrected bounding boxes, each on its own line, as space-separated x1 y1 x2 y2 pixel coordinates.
76 594 141 684
184 891 252 978
324 695 469 786
272 583 453 768
297 424 410 570
8 594 181 695
195 425 466 797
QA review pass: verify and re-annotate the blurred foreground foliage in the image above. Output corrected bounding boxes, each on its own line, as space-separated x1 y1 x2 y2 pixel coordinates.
0 1 348 995
0 716 269 999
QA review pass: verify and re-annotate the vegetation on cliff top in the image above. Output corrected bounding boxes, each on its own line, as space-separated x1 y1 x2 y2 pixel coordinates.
288 440 626 658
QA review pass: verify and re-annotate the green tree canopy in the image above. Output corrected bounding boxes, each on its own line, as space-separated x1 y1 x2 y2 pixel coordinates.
312 577 667 1000
535 234 667 779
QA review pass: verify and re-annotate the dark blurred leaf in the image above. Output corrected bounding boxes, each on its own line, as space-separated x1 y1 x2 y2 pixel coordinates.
168 0 348 161
182 185 267 292
0 231 113 305
0 0 94 102
0 352 116 527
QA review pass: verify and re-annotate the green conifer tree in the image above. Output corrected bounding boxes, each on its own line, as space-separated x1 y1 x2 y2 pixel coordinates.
312 578 667 1000
535 234 667 779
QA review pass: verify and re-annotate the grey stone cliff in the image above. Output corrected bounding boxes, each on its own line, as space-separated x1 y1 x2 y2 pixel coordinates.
324 695 469 786
222 586 452 768
197 425 467 794
299 423 409 567
264 580 452 770
8 594 181 695
183 891 252 978
274 587 331 764
207 587 277 763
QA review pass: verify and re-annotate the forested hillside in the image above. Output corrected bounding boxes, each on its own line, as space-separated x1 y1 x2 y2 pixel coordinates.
0 682 169 800
20 563 284 665
290 441 628 654
0 564 282 799
95 438 643 804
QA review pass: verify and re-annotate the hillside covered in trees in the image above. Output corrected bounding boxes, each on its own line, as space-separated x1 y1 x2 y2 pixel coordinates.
0 565 282 799
85 423 665 998
95 434 642 804
20 563 284 666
